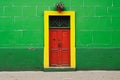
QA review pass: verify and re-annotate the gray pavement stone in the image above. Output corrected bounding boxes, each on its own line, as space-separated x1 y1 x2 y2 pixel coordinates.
0 71 120 80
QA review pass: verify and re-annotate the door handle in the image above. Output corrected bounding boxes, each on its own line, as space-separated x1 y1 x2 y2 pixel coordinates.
58 43 62 48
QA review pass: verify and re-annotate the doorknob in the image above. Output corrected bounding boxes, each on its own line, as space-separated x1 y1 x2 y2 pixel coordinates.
53 38 56 41
58 43 62 48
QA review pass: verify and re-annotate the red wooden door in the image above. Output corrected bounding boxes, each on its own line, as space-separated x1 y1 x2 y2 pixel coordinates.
49 28 70 67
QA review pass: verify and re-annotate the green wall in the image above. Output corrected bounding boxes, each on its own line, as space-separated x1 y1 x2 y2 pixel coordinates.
0 0 120 70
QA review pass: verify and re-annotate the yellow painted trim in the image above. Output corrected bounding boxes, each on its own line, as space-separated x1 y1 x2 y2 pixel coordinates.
44 12 49 68
44 11 76 68
70 12 76 68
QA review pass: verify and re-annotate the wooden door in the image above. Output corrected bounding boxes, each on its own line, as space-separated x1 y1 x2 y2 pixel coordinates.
49 28 70 67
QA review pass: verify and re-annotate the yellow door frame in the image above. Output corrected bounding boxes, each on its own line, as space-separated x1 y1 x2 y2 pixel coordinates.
44 11 76 69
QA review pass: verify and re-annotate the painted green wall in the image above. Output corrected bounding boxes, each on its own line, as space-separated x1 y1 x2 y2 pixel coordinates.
0 0 120 70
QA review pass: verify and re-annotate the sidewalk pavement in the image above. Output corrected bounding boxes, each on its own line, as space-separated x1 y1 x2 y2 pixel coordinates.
0 71 120 80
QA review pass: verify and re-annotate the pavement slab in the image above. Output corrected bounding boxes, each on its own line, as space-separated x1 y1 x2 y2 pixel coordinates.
0 71 120 80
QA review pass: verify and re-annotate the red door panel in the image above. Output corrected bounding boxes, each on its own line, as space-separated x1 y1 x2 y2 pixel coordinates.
49 28 70 67
61 29 70 66
49 29 58 66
